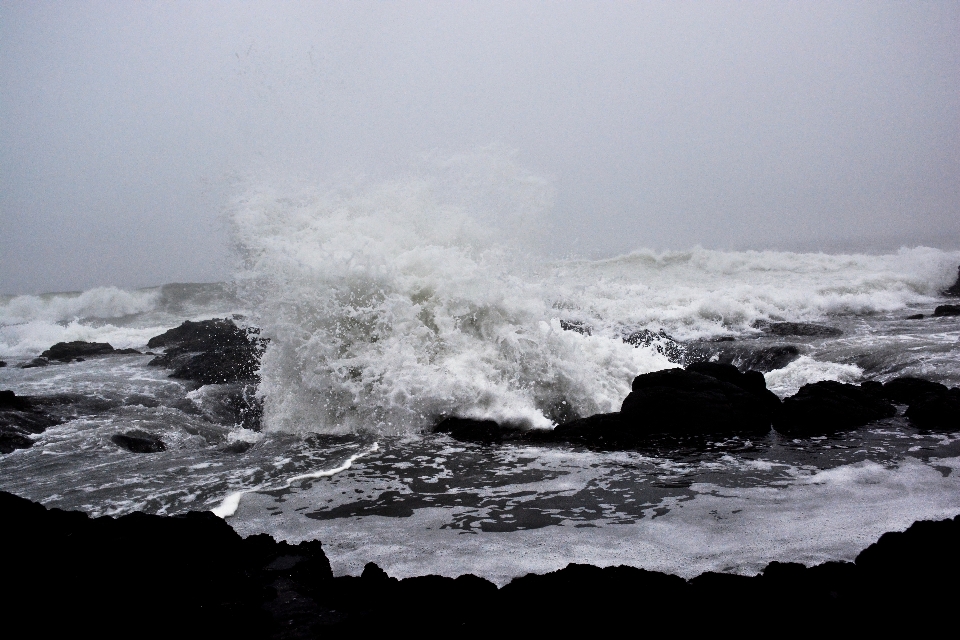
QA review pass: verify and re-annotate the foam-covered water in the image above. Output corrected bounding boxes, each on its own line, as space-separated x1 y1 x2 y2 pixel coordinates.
2 155 960 584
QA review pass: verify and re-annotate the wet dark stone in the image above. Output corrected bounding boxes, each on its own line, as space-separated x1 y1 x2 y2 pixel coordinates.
623 328 689 364
906 389 960 430
942 266 960 297
19 357 49 368
40 341 116 362
434 417 525 444
0 390 64 454
763 322 843 337
695 343 802 372
933 304 960 317
111 430 166 453
0 491 958 633
905 314 924 320
620 367 777 433
774 381 896 435
559 319 591 335
147 319 265 385
881 377 949 405
222 440 254 454
0 360 6 367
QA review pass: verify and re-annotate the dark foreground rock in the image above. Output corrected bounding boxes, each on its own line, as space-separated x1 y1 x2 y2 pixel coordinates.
773 381 896 435
1 490 958 636
0 390 63 454
934 304 960 317
148 318 265 385
874 376 960 431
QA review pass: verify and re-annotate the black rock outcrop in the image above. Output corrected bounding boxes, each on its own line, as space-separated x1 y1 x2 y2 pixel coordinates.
1 490 958 635
933 304 960 317
41 341 119 362
147 318 265 385
773 381 895 435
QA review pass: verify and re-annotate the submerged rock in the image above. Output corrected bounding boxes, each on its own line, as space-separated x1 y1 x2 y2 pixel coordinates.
111 430 166 453
623 329 689 364
147 319 266 385
19 357 49 368
762 322 843 338
933 304 960 317
694 343 803 373
905 313 924 320
773 381 895 435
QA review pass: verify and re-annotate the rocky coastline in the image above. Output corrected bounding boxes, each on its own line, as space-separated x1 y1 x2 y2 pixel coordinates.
1 489 957 636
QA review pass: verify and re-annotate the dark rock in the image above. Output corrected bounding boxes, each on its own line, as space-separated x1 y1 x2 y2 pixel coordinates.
763 322 843 338
40 341 115 362
19 357 49 368
434 416 526 444
774 381 896 435
906 389 960 430
113 348 142 354
695 343 802 372
905 314 924 320
623 329 689 364
0 360 6 367
881 377 949 405
0 390 64 454
942 265 960 297
111 430 166 453
933 304 960 317
222 440 254 454
147 319 265 385
559 319 591 335
0 490 959 633
554 367 777 447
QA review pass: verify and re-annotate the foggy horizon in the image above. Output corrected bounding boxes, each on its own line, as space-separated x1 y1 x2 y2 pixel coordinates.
2 1 959 295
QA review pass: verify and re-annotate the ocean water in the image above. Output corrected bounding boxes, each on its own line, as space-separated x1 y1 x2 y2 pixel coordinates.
2 167 960 582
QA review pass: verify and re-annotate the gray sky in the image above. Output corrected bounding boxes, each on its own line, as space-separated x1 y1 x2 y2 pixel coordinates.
2 1 958 294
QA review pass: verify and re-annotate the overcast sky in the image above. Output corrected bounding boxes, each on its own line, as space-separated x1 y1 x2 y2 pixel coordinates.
2 1 958 294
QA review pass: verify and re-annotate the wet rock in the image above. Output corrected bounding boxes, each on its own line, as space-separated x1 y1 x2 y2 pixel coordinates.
623 329 689 364
147 319 265 385
0 360 6 367
0 390 63 454
19 357 49 368
1 491 959 634
762 322 843 338
881 377 949 405
434 417 526 444
619 367 777 433
556 367 778 447
40 341 116 362
905 314 924 320
559 320 591 335
695 343 802 372
942 266 960 297
933 304 960 317
773 381 896 435
905 389 960 430
111 430 166 453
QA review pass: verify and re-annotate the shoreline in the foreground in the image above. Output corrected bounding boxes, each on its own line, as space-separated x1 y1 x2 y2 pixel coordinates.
2 489 957 637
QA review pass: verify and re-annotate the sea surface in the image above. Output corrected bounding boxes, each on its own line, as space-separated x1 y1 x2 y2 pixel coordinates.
2 181 960 583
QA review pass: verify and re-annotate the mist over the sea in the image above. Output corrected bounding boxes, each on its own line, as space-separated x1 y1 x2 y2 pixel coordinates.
2 1 959 294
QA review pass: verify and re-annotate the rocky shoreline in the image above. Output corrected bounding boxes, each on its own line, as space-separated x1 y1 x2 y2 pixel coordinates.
1 489 957 636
